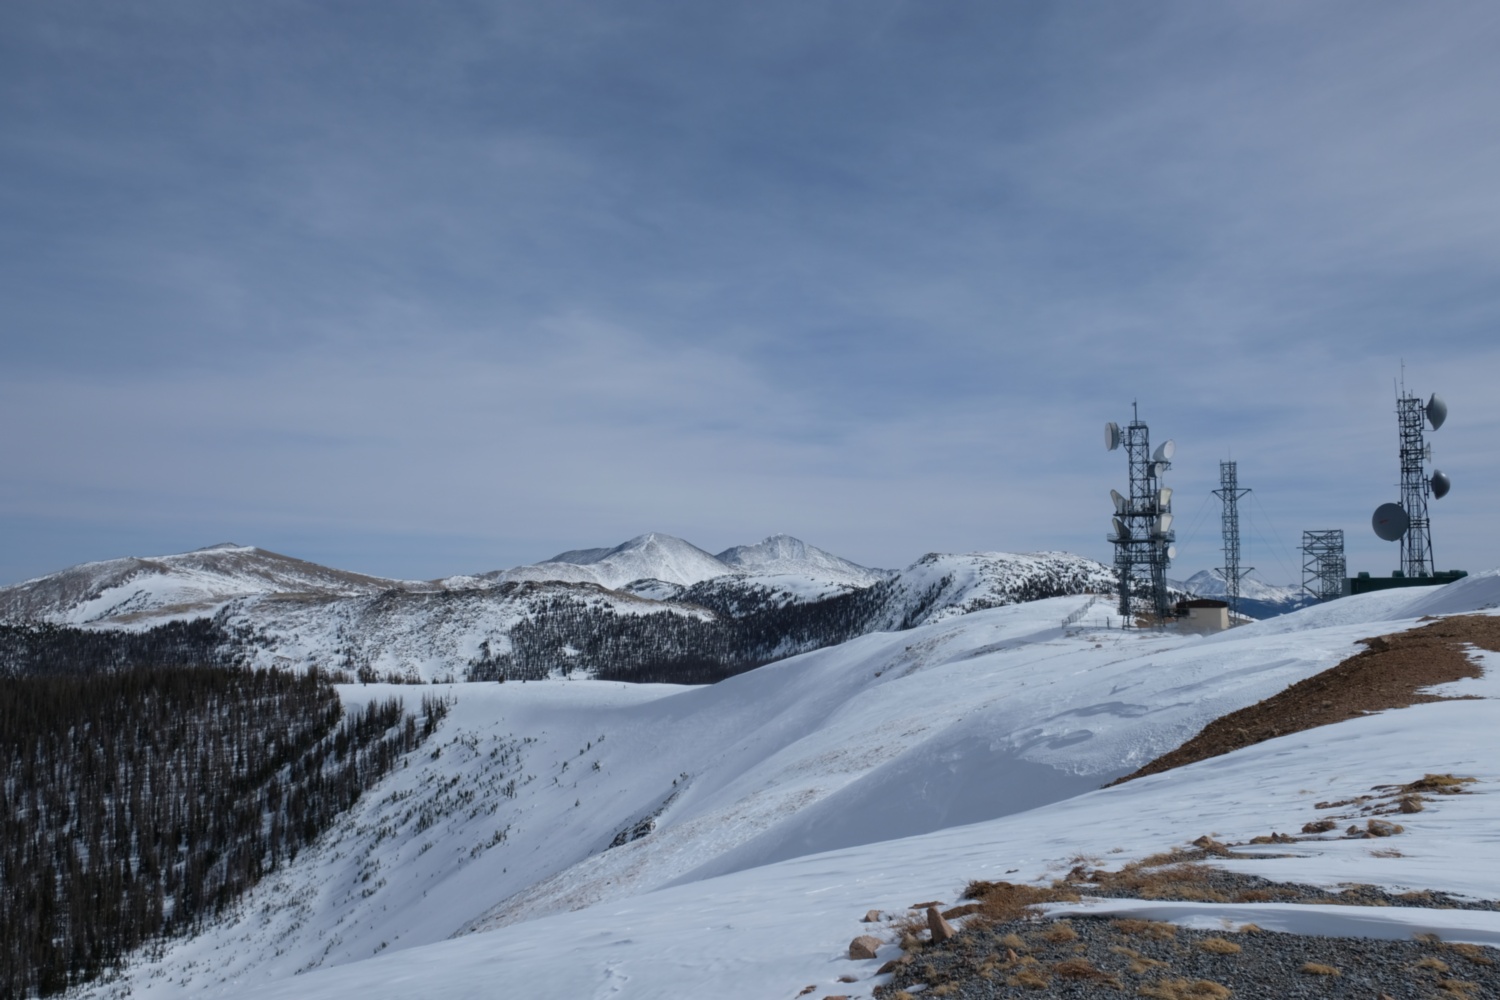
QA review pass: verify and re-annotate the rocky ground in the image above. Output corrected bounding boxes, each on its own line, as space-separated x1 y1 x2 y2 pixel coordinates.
873 912 1498 999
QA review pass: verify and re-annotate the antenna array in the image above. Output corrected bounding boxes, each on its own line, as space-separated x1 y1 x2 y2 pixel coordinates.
1372 384 1449 575
1105 405 1176 623
1212 460 1252 619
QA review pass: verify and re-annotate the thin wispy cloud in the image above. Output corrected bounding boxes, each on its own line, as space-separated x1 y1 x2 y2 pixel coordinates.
2 1 1497 583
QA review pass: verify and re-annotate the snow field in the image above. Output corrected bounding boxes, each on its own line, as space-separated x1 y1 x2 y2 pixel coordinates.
72 577 1500 1000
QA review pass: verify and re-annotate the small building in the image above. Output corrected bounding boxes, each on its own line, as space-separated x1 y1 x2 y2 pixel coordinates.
1344 569 1467 596
1174 598 1229 634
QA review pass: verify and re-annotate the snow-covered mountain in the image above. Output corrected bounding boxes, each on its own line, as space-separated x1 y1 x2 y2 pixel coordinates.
69 570 1500 1000
0 543 431 626
714 533 889 587
489 531 888 591
490 532 735 589
1180 568 1316 619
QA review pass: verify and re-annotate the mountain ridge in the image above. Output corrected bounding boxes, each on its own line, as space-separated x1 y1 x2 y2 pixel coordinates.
0 540 1121 685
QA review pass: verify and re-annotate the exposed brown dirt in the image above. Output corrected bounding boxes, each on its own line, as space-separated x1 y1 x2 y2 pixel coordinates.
1111 614 1500 786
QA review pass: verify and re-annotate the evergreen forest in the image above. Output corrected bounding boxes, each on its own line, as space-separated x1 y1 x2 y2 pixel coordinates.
0 660 446 999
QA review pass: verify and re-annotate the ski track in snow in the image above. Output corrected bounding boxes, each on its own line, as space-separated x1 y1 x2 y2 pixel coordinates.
65 570 1500 1000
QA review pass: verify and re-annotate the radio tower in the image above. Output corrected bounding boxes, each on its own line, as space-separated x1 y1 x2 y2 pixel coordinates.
1371 372 1449 573
1397 391 1435 576
1212 461 1251 620
1105 404 1176 623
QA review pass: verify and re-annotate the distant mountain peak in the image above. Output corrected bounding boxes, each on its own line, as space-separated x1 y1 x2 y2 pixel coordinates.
715 535 887 587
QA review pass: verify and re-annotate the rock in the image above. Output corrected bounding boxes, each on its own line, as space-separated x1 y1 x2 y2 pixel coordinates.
927 905 956 942
848 935 882 960
862 909 882 923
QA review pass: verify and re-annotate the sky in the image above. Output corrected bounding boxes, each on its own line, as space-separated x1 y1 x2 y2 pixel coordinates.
3 0 1499 585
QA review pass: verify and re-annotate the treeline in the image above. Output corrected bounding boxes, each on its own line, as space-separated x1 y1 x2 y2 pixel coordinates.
0 619 236 678
497 580 909 684
0 665 447 1000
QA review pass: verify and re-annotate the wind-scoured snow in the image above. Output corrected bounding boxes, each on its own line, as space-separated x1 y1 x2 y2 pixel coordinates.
71 575 1500 1000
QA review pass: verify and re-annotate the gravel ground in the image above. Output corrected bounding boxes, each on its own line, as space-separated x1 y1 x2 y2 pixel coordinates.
874 914 1500 999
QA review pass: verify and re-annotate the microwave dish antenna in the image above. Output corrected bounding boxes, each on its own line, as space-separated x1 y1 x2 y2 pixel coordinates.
1372 502 1410 542
1426 394 1447 430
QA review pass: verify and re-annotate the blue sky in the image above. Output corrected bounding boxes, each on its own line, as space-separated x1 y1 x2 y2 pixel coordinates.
2 1 1498 584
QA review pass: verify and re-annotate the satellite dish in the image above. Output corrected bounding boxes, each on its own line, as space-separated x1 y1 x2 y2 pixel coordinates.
1105 422 1122 451
1155 513 1174 535
1165 545 1177 560
1112 517 1128 540
1152 439 1175 462
1158 487 1172 509
1426 394 1447 431
1111 488 1126 514
1152 462 1168 478
1424 443 1432 463
1431 469 1451 499
1372 502 1410 542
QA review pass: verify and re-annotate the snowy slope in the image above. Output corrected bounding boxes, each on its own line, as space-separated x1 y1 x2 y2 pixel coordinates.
219 582 717 682
70 574 1500 1000
0 544 429 626
224 635 1500 1000
867 550 1119 628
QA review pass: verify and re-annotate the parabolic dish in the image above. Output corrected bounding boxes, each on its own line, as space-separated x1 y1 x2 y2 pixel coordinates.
1112 517 1127 540
1431 469 1451 499
1111 488 1126 514
1152 439 1175 462
1426 394 1447 430
1105 421 1122 451
1165 545 1177 560
1372 502 1410 542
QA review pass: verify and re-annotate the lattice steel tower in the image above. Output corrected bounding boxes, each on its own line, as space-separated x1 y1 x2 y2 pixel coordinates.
1397 392 1435 576
1212 461 1252 620
1106 404 1176 623
1372 383 1448 567
1301 530 1345 602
